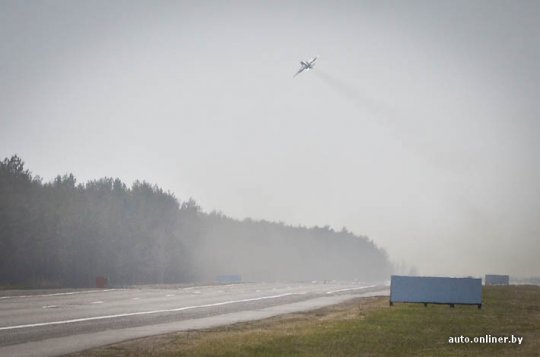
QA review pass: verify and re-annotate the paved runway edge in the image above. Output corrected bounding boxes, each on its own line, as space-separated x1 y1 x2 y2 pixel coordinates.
0 289 389 357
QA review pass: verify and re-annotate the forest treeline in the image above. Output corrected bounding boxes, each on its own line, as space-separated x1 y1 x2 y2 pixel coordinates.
0 155 392 288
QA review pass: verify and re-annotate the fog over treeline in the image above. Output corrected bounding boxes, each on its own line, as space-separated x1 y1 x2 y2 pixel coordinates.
0 155 391 287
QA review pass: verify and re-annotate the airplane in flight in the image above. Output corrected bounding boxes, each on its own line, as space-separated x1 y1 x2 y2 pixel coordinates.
294 56 318 77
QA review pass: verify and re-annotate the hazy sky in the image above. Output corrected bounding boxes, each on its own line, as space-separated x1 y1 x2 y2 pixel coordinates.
1 0 539 277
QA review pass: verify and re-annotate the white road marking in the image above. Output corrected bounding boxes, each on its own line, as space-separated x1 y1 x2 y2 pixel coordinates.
0 289 118 300
131 298 140 300
91 301 104 304
325 285 377 294
165 294 174 297
42 305 59 309
0 293 298 331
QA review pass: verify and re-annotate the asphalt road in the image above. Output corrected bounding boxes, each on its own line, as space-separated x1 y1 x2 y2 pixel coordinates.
0 282 389 356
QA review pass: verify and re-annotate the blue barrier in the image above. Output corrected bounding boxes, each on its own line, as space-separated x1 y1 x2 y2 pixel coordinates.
216 274 242 284
390 275 482 308
485 274 509 285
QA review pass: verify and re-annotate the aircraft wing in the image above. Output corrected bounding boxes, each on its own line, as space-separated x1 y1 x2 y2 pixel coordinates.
293 67 305 77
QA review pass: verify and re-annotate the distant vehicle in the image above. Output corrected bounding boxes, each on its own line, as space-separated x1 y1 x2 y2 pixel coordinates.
294 56 318 77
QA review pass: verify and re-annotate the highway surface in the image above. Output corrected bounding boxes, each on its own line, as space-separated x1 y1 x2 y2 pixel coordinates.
0 281 389 356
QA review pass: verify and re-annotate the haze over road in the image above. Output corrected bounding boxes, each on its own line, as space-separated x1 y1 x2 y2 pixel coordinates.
0 282 388 356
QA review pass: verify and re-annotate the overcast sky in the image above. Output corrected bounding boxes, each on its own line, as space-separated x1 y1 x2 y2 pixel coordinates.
1 0 539 277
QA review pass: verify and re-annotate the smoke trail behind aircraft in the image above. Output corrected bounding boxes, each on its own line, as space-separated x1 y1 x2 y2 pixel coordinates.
311 68 472 173
311 68 418 160
312 69 392 125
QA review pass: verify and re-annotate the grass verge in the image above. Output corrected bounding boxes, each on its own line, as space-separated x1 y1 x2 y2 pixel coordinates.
73 286 539 356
